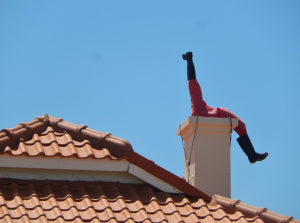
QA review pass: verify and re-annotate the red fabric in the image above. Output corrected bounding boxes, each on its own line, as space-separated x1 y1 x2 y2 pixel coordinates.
189 80 247 136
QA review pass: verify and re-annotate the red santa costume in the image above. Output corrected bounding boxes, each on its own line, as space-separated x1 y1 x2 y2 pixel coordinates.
188 79 247 136
182 52 267 163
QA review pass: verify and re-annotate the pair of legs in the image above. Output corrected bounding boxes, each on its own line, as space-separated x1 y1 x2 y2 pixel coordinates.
183 52 268 163
188 78 247 136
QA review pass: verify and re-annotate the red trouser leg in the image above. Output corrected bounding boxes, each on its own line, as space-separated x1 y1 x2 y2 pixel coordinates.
217 107 247 136
188 80 207 116
188 80 247 136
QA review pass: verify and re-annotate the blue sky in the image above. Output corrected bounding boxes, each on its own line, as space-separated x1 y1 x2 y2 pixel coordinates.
1 0 299 219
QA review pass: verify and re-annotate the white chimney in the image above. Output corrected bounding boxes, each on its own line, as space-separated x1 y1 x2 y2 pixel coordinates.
177 116 238 198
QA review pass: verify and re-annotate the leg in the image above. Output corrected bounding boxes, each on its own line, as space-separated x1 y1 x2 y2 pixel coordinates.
182 52 196 80
183 52 207 115
217 107 268 163
237 134 268 163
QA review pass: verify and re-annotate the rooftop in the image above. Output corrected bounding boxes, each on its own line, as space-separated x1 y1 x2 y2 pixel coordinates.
0 115 298 223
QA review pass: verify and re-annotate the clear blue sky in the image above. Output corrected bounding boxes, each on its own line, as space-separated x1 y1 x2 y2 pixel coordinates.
1 0 299 219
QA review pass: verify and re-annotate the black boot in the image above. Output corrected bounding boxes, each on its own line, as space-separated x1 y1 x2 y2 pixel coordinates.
182 52 196 80
237 134 268 164
182 52 193 60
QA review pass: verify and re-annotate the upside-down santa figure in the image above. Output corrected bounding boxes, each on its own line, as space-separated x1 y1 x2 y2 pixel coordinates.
182 52 268 163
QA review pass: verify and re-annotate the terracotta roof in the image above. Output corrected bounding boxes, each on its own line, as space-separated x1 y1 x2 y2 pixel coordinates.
0 115 132 160
2 179 296 223
0 114 209 200
0 115 298 223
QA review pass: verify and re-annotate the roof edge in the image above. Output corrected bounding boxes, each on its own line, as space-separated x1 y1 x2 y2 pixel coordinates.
214 194 298 223
128 152 211 202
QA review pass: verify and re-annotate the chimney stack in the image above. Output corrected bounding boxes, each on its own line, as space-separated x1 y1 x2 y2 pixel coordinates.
177 116 238 198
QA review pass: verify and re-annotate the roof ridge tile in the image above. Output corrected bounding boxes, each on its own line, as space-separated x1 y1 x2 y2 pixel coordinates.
213 195 240 208
214 194 298 223
48 115 133 158
49 117 64 126
0 114 49 151
260 210 294 223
